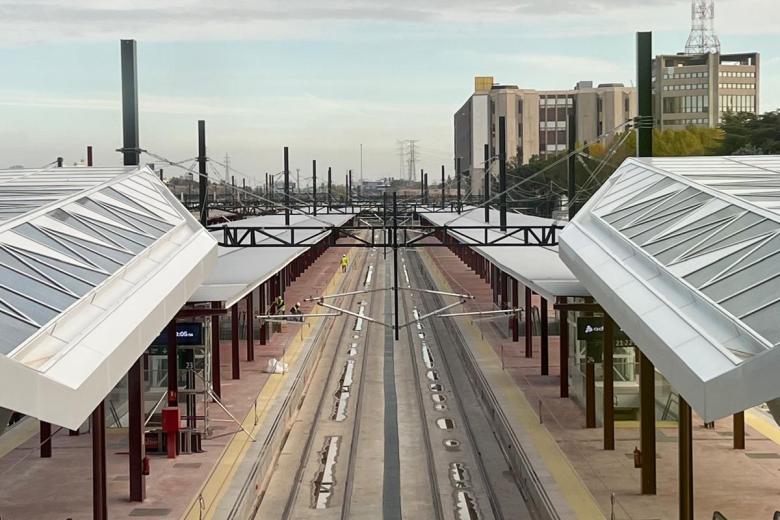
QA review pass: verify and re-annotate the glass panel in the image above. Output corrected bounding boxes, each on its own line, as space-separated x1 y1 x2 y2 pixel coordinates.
0 286 59 326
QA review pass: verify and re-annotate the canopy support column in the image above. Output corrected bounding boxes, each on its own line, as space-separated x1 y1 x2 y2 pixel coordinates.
603 315 615 450
558 296 569 398
640 351 657 494
525 287 533 358
128 358 146 501
92 401 107 520
511 279 519 342
40 422 51 458
585 358 596 428
231 304 240 379
540 297 549 376
246 292 254 362
734 412 745 449
167 320 177 406
679 396 694 520
211 301 222 399
259 284 267 346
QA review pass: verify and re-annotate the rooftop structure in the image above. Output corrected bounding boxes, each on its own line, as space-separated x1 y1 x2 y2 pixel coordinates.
560 155 780 421
0 166 217 429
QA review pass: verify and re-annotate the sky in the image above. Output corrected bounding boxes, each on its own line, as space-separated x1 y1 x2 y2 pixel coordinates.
1 0 778 185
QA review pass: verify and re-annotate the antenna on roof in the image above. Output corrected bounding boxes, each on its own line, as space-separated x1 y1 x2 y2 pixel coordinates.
684 0 721 54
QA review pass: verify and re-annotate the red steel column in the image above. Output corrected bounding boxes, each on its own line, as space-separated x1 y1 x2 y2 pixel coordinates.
211 301 222 399
40 421 52 458
541 296 549 375
246 292 254 361
92 401 107 520
525 287 533 358
511 278 519 342
559 296 569 398
259 284 267 346
167 320 178 406
128 357 146 501
231 304 240 379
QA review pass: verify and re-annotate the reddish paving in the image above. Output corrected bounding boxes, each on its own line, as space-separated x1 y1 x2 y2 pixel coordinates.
0 246 345 520
426 245 780 520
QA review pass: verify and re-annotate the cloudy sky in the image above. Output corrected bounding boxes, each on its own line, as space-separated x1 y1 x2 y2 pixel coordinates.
1 0 778 183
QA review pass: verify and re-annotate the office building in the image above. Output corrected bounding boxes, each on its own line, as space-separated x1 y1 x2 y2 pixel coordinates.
653 52 760 130
454 77 636 194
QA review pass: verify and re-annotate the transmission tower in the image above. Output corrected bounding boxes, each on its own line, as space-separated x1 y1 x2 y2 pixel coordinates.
685 0 720 54
406 140 418 181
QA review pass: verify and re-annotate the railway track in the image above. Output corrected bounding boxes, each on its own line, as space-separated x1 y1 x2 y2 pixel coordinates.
401 249 532 520
254 234 383 519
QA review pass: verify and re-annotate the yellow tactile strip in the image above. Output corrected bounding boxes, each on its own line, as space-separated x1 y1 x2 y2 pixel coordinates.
421 249 605 520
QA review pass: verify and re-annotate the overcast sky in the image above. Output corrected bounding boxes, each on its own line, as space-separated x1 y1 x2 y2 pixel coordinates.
1 0 778 183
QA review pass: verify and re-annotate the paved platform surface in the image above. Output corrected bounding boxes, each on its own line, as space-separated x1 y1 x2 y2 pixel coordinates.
0 246 345 520
427 244 780 520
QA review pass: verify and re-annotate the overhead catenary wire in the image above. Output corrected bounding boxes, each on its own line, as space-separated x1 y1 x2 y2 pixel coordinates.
443 117 641 226
142 150 339 228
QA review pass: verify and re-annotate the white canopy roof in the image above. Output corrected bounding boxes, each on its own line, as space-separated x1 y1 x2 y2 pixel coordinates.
560 155 780 421
0 166 217 429
190 212 355 307
422 208 588 300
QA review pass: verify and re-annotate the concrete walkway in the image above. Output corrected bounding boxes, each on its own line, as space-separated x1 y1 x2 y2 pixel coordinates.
426 244 780 520
0 246 345 520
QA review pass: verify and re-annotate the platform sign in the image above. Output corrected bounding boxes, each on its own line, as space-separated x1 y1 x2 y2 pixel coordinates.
149 322 204 355
577 317 635 363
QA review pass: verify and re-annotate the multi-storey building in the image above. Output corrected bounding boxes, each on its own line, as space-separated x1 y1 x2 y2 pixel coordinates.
454 77 636 194
653 52 760 129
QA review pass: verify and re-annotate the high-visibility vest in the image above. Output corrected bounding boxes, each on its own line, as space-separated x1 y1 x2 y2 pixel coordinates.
340 256 349 266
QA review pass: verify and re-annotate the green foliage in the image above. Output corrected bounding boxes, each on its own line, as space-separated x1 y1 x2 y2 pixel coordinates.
719 110 780 155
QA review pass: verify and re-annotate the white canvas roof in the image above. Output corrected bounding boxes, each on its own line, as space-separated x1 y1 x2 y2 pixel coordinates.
560 155 780 421
190 212 355 307
422 207 588 300
0 166 217 429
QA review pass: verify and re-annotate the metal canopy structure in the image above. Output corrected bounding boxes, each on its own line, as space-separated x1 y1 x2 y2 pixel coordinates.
560 155 780 421
423 208 588 300
190 212 355 307
0 166 217 429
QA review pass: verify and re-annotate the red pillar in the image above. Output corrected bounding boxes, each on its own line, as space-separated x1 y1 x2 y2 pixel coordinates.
231 304 240 379
128 358 146 501
211 301 222 399
558 296 569 398
512 278 519 342
259 284 267 346
541 297 549 376
92 401 107 520
246 292 254 361
167 320 178 406
40 422 52 458
525 287 533 358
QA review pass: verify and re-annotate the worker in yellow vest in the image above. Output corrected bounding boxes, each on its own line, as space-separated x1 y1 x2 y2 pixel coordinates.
340 254 349 273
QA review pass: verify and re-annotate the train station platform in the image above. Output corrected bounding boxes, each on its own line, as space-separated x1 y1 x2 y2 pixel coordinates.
0 244 347 520
424 242 780 520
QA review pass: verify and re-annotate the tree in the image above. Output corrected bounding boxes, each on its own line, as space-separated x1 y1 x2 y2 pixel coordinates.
719 110 780 155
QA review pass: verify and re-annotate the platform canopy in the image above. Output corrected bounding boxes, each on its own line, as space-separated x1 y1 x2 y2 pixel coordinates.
0 166 217 429
189 212 355 308
560 155 780 421
422 208 588 300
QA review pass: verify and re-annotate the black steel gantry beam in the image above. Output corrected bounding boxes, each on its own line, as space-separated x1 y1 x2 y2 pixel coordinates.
209 223 563 248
